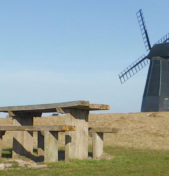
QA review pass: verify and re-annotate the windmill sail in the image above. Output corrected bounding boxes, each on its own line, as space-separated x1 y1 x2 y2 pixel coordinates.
119 55 149 84
136 9 151 51
156 33 169 44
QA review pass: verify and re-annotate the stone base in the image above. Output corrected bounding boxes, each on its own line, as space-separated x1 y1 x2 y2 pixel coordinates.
44 131 58 162
65 119 88 160
92 132 103 159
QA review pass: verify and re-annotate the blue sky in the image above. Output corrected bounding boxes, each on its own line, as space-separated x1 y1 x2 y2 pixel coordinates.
0 0 169 114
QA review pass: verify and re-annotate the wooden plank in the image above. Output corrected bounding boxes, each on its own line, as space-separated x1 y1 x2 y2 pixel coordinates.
0 125 76 132
0 101 89 112
0 101 109 113
89 104 110 110
89 127 118 133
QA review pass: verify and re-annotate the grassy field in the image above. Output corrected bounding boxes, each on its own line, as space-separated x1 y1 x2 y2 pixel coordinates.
2 112 169 175
0 146 169 176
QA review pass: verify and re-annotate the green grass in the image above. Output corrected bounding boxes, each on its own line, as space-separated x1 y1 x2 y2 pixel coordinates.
1 146 169 176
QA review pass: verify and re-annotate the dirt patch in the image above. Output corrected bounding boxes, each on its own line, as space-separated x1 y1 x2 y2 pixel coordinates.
0 159 47 170
98 152 114 160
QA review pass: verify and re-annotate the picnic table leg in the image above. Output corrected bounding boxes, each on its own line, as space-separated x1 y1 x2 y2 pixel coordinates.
65 109 89 160
12 112 41 159
44 131 58 162
92 132 104 159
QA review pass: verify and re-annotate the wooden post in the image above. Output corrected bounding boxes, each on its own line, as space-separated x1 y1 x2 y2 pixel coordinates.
44 131 58 162
92 132 103 159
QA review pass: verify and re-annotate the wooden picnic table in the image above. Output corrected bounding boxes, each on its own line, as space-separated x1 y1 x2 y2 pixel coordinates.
0 100 110 161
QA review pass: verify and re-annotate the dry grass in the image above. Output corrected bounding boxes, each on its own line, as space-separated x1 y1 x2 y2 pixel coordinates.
90 112 169 150
2 112 169 150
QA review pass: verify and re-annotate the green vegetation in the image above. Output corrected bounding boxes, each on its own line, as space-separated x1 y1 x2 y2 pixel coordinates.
1 146 169 176
2 148 12 158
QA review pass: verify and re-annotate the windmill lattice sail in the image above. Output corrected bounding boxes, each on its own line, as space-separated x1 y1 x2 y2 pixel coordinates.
156 33 169 44
119 55 149 84
136 9 151 51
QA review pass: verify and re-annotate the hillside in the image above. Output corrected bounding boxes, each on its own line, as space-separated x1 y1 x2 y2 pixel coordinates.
90 112 169 150
1 112 169 150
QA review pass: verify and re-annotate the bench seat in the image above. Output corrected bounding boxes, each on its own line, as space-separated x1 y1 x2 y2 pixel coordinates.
0 125 75 162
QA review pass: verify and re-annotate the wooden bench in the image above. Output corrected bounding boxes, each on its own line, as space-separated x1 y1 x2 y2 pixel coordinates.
89 127 118 159
0 125 75 162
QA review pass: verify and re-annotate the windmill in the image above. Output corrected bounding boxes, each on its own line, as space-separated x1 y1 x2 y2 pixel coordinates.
118 9 169 112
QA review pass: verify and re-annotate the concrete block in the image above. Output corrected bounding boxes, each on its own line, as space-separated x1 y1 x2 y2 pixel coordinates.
92 132 103 159
12 112 41 159
65 111 89 160
12 114 33 158
44 131 58 162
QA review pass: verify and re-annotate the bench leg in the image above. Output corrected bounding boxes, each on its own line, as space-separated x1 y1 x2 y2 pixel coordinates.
12 114 33 158
37 131 44 156
11 112 41 159
44 131 58 162
92 132 103 159
0 131 5 158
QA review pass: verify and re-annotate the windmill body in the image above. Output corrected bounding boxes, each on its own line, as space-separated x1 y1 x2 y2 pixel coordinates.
119 9 169 112
142 43 169 112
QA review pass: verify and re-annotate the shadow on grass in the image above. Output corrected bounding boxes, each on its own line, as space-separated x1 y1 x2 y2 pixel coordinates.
1 148 68 161
1 148 93 161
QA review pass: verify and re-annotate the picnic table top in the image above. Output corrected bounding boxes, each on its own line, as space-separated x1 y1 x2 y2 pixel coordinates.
0 100 110 113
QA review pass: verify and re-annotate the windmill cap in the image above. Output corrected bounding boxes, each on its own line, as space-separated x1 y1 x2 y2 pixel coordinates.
148 43 169 59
